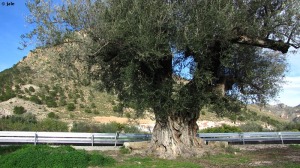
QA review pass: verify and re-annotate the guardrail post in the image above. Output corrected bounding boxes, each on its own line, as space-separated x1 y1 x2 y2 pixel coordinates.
34 133 37 145
115 131 119 147
240 133 245 145
91 134 94 146
278 132 284 144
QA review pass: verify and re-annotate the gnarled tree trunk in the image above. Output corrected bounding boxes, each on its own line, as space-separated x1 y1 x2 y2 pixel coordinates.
148 115 204 159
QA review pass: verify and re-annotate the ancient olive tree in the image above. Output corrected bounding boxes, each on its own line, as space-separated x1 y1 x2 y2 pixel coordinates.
23 0 299 158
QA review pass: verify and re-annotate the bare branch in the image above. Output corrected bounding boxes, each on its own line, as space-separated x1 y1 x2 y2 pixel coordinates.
231 35 290 54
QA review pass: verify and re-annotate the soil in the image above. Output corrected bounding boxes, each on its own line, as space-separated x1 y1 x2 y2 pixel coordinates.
93 116 155 124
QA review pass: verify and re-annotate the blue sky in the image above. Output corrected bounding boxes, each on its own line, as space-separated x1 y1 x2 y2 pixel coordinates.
0 1 299 107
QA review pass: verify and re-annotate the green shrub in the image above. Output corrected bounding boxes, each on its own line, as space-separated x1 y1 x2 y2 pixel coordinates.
119 146 131 154
239 122 263 132
0 145 115 168
91 103 96 108
66 103 76 111
84 108 92 113
29 95 42 104
0 114 37 131
71 122 141 133
0 114 67 132
45 99 57 108
93 110 100 115
113 104 123 113
200 124 241 133
281 123 300 131
28 86 35 92
47 112 59 119
36 119 68 132
13 106 27 115
24 88 30 94
237 115 246 122
58 97 67 106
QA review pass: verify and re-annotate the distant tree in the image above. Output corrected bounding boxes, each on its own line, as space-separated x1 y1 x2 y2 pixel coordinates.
24 0 299 158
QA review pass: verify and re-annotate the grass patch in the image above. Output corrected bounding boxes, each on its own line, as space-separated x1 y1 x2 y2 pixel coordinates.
119 146 131 154
202 153 250 167
114 157 202 168
0 145 115 168
289 144 300 149
0 145 24 155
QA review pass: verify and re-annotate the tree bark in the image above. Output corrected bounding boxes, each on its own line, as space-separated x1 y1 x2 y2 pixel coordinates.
148 114 204 159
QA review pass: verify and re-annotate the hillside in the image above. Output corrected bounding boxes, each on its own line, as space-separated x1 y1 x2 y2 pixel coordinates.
0 47 298 131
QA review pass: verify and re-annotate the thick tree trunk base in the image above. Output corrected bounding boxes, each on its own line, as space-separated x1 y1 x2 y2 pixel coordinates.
147 116 205 159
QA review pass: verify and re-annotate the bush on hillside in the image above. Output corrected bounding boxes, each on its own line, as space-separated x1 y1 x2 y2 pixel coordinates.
45 100 57 108
239 122 263 132
47 112 59 119
71 122 141 133
66 103 76 111
200 124 241 133
281 123 300 132
36 119 68 132
0 115 67 132
29 95 42 104
28 86 35 92
13 106 27 115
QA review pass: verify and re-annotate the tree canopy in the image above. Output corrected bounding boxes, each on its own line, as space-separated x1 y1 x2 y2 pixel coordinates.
23 0 299 158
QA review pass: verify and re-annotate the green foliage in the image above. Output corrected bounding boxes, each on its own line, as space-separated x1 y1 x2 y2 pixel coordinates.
36 119 68 132
0 145 24 155
115 157 202 168
0 67 31 102
47 112 59 119
91 102 96 108
71 122 141 133
28 86 35 92
88 151 116 167
29 95 42 104
84 108 92 113
0 115 67 132
200 124 241 133
79 104 85 108
239 122 263 132
66 103 76 111
93 110 100 115
58 97 67 106
119 146 131 154
13 106 27 115
44 96 57 108
113 104 124 115
289 144 300 149
0 145 115 168
280 123 300 132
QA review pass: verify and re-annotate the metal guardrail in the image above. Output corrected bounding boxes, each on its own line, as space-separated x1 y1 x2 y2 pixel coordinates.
0 131 299 146
198 132 300 144
0 131 151 146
